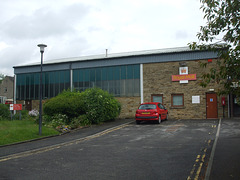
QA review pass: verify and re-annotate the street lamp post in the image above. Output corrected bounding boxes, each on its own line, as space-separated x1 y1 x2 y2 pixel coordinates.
38 44 47 136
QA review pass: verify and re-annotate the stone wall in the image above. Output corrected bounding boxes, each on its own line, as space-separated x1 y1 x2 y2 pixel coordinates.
116 97 141 118
143 59 227 119
0 76 14 99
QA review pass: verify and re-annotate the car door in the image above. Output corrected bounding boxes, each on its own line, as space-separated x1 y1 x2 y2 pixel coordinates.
158 104 167 119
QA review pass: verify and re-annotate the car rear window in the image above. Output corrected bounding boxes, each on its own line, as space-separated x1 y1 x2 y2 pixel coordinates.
139 104 156 110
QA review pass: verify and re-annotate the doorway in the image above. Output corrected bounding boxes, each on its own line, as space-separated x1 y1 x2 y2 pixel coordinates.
25 100 32 111
231 94 240 117
206 93 218 119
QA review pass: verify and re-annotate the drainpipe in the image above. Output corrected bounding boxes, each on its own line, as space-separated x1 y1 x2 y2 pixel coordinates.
140 64 143 103
70 63 73 92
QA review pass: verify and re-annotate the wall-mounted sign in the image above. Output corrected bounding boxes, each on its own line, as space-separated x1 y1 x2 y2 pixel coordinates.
192 96 200 104
179 67 188 74
172 74 197 82
179 67 188 83
10 104 22 111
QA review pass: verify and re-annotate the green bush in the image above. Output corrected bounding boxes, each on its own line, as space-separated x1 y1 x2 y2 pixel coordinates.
43 88 121 127
43 90 84 119
70 114 91 129
49 114 69 128
81 88 121 124
0 104 10 119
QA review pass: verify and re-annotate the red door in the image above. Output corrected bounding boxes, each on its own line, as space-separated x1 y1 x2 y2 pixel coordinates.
206 93 218 119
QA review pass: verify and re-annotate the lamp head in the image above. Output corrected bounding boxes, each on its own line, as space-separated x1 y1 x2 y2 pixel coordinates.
37 44 47 53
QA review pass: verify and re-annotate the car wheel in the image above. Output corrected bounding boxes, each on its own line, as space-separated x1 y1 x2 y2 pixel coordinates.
166 114 168 120
158 115 161 124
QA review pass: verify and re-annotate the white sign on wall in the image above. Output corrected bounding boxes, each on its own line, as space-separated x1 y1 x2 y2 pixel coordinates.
192 96 200 104
10 104 14 110
179 67 188 83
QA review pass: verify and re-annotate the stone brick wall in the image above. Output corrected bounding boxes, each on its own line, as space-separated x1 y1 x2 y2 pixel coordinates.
116 97 141 118
143 59 227 119
0 76 14 99
16 100 47 112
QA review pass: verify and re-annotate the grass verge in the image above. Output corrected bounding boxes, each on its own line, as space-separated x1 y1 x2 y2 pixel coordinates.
0 119 60 146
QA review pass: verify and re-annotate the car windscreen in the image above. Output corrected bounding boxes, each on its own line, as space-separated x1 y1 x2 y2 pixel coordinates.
139 104 156 110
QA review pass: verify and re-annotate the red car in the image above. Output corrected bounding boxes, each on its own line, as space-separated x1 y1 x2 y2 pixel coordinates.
135 102 168 124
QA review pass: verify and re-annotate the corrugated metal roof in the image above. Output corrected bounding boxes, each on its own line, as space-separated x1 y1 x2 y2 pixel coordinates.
14 46 192 67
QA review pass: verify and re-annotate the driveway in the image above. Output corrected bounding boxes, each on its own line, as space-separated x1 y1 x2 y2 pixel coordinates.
0 119 219 180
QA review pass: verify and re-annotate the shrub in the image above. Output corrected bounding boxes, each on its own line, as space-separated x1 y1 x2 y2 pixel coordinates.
43 90 84 119
81 88 121 124
49 114 69 128
69 114 91 129
21 110 29 118
0 104 10 119
43 88 121 127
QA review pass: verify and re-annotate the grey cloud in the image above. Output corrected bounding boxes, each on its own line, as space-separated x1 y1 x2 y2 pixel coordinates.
46 37 89 60
1 3 90 40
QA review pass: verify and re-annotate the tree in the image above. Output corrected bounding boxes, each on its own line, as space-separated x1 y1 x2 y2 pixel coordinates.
189 0 240 100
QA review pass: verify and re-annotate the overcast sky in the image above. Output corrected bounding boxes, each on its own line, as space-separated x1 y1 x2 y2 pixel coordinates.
0 0 205 76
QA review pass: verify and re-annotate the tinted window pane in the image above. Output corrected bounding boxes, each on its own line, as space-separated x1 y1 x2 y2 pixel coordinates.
96 68 101 81
152 96 162 103
102 68 107 81
139 104 156 110
113 67 120 80
107 67 113 81
73 70 78 83
133 64 140 79
121 66 126 79
127 66 133 79
84 69 90 82
173 95 183 106
90 69 95 81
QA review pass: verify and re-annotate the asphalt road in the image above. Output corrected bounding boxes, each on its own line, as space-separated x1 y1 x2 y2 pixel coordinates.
209 118 240 180
0 119 219 180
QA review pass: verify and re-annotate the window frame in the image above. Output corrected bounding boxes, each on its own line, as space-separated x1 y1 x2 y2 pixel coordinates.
171 93 184 107
151 94 163 104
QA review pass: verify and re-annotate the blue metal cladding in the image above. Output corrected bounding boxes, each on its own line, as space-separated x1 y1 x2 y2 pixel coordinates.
14 50 218 74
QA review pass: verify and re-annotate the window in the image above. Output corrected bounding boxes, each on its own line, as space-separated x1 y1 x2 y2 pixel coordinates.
16 70 70 100
4 87 7 93
151 94 163 103
171 94 184 107
73 65 140 97
158 103 165 109
139 104 156 110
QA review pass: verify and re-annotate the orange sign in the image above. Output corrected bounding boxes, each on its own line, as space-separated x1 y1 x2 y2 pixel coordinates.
172 74 197 81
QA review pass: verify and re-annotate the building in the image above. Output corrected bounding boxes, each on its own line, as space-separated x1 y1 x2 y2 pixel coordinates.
0 76 14 104
13 46 239 118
